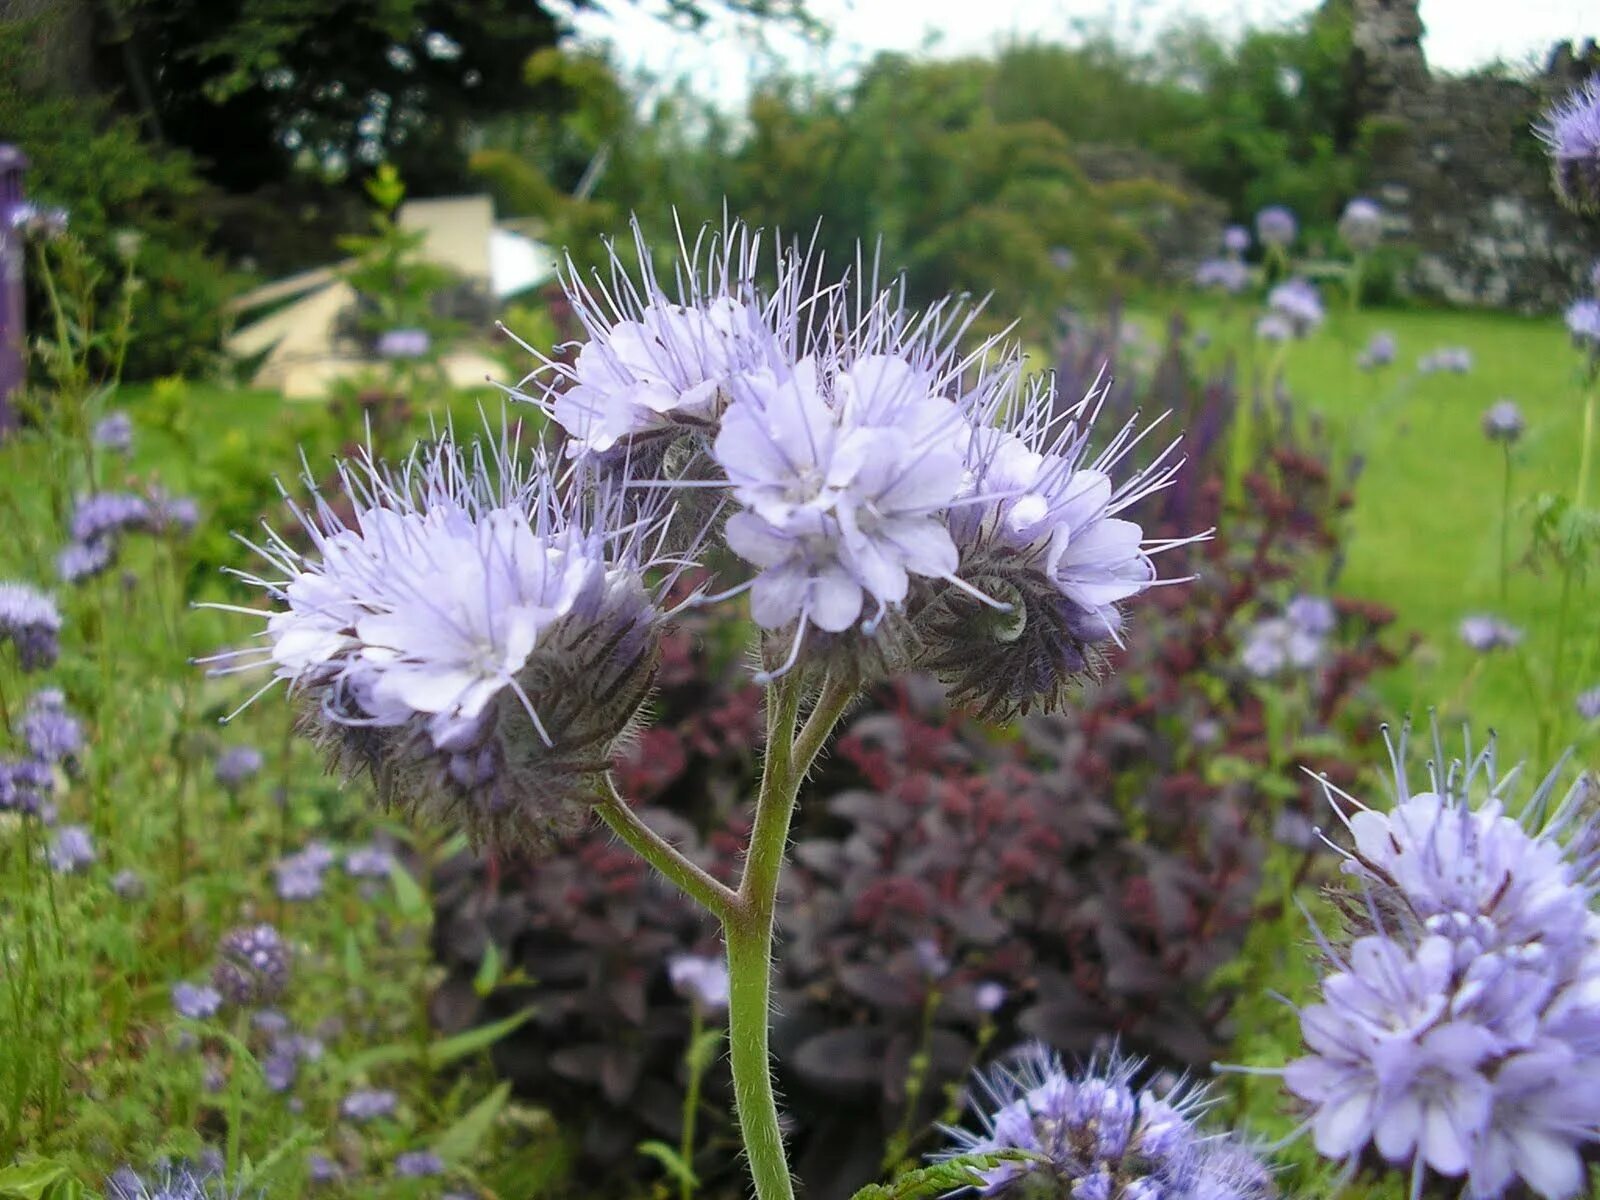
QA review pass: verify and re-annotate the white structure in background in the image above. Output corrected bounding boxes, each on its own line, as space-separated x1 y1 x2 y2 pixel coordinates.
227 195 554 399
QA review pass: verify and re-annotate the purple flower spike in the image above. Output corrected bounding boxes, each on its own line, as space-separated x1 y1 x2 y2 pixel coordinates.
1538 77 1600 213
212 923 291 1005
0 583 62 671
172 981 223 1019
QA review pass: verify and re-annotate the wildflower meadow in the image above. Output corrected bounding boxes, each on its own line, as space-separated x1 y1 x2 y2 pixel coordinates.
2 3 1599 1199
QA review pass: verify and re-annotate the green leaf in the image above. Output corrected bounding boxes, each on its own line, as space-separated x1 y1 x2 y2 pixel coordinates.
686 1027 725 1075
343 928 365 983
848 1152 1038 1200
389 863 429 920
435 1081 511 1162
636 1141 697 1191
427 1006 536 1068
0 1162 75 1200
473 941 503 997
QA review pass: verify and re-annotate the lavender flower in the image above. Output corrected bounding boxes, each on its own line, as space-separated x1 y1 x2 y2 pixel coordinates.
394 1151 444 1178
1538 77 1600 213
112 868 146 899
0 757 54 815
1337 198 1384 253
376 328 431 359
939 1045 1272 1198
1283 730 1600 1199
95 411 134 454
668 953 730 1012
1286 595 1336 637
1578 686 1600 721
344 843 394 877
70 492 151 544
1239 616 1322 678
212 924 291 1005
1223 225 1251 255
1458 615 1523 652
1419 347 1473 375
306 1154 343 1184
21 689 80 763
0 582 62 670
214 746 263 789
1357 331 1397 371
215 428 680 852
57 538 113 584
48 824 95 872
974 982 1008 1014
341 1087 399 1122
1266 279 1324 336
172 982 223 1019
1194 258 1250 295
1255 205 1297 248
1565 297 1600 353
106 1162 238 1200
262 1030 323 1093
1254 313 1293 344
273 848 326 900
1481 401 1525 444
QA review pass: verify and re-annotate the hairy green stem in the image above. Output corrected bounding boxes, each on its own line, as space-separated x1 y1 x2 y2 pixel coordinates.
725 670 856 1200
595 778 739 924
1578 388 1596 513
1498 445 1513 602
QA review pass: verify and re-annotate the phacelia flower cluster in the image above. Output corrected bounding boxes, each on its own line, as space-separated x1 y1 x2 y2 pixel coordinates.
59 489 199 584
1265 279 1325 337
1239 595 1335 679
1458 615 1522 653
1481 400 1525 444
212 923 291 1006
1357 331 1398 371
1255 206 1297 249
1539 77 1600 214
1195 258 1250 295
940 1045 1274 1198
94 411 134 454
1284 731 1600 1199
0 582 62 671
1565 297 1600 357
1337 198 1384 253
1418 347 1473 375
218 429 679 851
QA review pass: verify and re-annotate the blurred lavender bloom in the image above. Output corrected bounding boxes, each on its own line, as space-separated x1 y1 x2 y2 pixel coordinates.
343 843 394 878
212 924 291 1005
1266 278 1324 335
0 757 54 815
48 824 95 872
1223 224 1251 255
394 1151 444 1178
974 981 1007 1014
106 1162 236 1200
1482 400 1525 444
273 850 325 900
1337 197 1384 252
1577 686 1600 721
251 1009 291 1035
376 328 431 359
111 868 146 899
70 492 151 544
214 746 263 789
57 538 114 584
1458 615 1523 652
1194 257 1250 294
22 689 80 763
1357 331 1397 370
172 981 223 1019
668 953 730 1012
1418 347 1473 375
1240 616 1322 678
1255 205 1297 248
305 1154 343 1185
1565 297 1600 353
1286 595 1336 636
94 411 134 453
1538 77 1600 213
0 582 62 671
1254 313 1293 343
342 1087 398 1122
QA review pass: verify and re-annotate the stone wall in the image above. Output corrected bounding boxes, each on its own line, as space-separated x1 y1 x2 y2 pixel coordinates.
1349 0 1600 311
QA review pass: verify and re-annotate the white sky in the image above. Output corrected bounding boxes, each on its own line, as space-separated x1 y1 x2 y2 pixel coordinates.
562 0 1596 109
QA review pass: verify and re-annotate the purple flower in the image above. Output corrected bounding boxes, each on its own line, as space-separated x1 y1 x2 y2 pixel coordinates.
1255 205 1297 248
212 923 291 1005
1254 313 1293 343
57 538 114 584
273 849 326 901
214 746 263 789
105 1162 237 1200
112 868 146 899
1578 686 1600 721
376 328 431 359
0 582 62 671
1358 331 1397 370
1419 347 1473 375
22 689 80 763
1281 730 1600 1198
0 756 54 815
1459 615 1522 652
668 953 730 1012
974 981 1007 1014
939 1045 1271 1197
341 1087 398 1122
1266 278 1324 336
217 429 680 851
1337 198 1384 252
1223 224 1251 255
394 1150 444 1177
343 843 394 877
1240 617 1321 678
70 492 151 544
1538 77 1600 213
48 824 95 872
1482 400 1525 444
1565 297 1600 351
305 1154 343 1185
1194 257 1250 294
172 981 223 1019
94 411 134 454
1286 595 1336 636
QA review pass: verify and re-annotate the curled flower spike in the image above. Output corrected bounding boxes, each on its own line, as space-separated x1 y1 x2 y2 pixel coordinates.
938 1044 1274 1198
211 424 693 851
1277 726 1600 1200
1538 77 1600 214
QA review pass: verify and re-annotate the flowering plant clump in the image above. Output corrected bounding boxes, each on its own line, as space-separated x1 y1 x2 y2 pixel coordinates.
1281 729 1600 1199
939 1045 1274 1198
221 215 1193 1200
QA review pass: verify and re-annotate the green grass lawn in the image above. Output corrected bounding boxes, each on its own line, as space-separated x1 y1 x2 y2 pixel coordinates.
1137 300 1600 771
